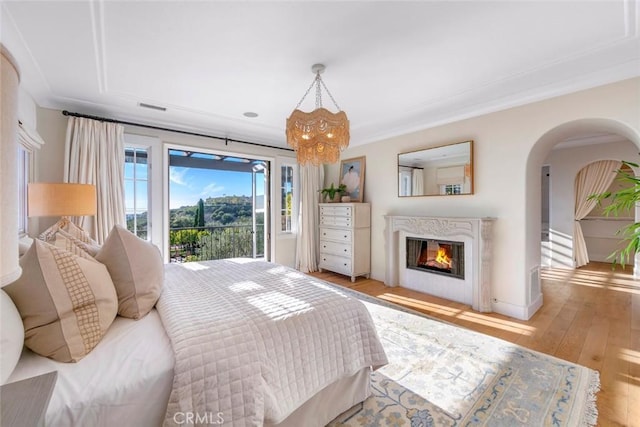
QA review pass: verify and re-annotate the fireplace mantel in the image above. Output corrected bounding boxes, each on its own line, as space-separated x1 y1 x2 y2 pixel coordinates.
384 215 495 312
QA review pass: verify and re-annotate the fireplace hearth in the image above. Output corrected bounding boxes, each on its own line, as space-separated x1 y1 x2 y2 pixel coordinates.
406 237 464 279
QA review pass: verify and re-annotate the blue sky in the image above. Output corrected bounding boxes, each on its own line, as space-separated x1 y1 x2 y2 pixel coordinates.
169 166 261 209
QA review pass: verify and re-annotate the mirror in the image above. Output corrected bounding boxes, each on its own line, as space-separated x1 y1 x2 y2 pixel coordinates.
398 140 473 197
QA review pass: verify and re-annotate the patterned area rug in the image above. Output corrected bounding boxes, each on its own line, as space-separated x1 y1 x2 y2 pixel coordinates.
328 293 600 427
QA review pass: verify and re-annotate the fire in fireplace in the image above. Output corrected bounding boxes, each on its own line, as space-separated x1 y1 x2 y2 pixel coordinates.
406 237 464 279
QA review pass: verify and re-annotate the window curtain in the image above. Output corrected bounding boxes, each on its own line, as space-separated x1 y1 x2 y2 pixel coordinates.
573 160 621 267
412 169 424 196
296 164 324 272
64 117 125 244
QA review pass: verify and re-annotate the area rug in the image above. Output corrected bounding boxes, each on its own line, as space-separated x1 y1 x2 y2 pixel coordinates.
328 291 600 427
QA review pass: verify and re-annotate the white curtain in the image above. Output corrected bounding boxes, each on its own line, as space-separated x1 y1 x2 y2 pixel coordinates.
412 169 424 196
574 160 621 267
296 164 324 272
64 117 125 244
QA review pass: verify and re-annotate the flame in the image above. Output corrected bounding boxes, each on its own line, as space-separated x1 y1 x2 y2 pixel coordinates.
435 247 451 267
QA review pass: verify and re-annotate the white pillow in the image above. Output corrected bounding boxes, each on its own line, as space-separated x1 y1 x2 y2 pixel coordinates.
0 289 24 384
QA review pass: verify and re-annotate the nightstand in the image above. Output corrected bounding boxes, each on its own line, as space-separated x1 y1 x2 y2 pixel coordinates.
1 371 57 427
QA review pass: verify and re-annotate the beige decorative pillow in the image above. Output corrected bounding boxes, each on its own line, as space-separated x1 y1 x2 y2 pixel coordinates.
96 225 163 319
39 218 100 255
4 239 117 362
54 230 96 260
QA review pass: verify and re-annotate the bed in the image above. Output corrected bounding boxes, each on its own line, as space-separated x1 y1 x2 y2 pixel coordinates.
5 256 388 426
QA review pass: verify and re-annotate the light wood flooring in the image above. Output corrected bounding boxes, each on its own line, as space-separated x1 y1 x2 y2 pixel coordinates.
309 262 640 427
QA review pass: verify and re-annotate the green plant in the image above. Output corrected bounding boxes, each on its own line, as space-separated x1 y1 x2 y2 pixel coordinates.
321 183 347 200
589 160 640 267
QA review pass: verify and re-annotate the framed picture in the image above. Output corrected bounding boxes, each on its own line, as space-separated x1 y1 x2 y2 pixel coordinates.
339 156 366 202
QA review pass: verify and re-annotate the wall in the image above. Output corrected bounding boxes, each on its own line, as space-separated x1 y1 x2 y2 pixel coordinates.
33 107 299 267
328 77 640 320
543 140 638 267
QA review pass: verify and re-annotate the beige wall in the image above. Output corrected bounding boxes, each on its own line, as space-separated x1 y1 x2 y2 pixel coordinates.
328 77 640 319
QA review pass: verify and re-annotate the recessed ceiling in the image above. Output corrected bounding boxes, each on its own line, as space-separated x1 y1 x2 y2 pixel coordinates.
2 1 639 148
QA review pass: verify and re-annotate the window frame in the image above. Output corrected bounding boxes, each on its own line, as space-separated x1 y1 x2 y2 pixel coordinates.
17 122 44 237
278 161 298 235
124 144 151 240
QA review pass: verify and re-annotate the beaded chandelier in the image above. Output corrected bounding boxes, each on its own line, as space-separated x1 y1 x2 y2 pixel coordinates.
286 64 349 165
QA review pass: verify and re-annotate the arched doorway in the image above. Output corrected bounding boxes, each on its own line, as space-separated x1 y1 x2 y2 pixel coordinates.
525 119 640 279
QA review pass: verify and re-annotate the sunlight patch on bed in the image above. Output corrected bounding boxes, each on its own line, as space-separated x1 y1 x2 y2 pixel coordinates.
229 281 264 292
228 258 256 264
247 292 313 320
178 262 210 271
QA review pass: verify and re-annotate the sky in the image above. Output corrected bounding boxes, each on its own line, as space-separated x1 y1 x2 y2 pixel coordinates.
169 166 262 209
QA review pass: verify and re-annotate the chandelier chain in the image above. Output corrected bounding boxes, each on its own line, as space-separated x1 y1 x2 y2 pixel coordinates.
294 72 341 111
315 74 322 109
294 76 318 110
318 76 341 111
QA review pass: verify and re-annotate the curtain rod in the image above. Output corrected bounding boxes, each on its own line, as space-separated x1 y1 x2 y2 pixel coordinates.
61 110 294 152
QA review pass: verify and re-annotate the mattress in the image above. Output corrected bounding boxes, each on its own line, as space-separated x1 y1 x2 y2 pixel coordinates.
7 309 175 427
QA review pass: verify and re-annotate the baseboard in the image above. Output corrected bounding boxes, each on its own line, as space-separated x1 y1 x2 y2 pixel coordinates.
525 294 544 320
492 294 543 321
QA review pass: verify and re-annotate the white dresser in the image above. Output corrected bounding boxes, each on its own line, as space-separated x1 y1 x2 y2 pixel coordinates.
318 203 371 282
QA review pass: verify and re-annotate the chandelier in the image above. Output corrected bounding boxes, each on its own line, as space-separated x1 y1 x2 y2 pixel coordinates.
286 64 350 165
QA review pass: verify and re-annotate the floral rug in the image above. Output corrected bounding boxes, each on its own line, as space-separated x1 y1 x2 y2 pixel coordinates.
328 293 600 427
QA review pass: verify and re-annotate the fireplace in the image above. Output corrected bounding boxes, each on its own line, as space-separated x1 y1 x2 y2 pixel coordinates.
406 237 464 279
384 215 495 312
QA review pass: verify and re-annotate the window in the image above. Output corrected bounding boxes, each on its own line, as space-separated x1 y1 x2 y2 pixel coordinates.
124 147 149 240
17 122 44 236
280 165 294 232
17 145 29 235
442 184 462 195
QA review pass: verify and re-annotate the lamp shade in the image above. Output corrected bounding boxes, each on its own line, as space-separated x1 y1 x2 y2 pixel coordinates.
28 183 97 217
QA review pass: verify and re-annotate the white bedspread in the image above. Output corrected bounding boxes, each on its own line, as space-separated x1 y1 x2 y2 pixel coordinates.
157 259 388 426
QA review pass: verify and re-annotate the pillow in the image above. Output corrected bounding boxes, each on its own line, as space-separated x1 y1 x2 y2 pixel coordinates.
4 239 117 362
96 225 163 319
54 229 96 260
0 289 24 384
39 218 100 255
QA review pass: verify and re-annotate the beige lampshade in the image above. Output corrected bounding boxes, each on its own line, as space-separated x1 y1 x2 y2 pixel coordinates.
28 183 97 217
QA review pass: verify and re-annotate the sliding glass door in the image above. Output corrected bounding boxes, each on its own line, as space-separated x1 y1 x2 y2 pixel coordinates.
167 148 269 263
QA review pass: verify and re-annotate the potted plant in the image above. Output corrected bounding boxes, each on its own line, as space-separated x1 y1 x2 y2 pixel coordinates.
321 183 347 203
589 160 640 267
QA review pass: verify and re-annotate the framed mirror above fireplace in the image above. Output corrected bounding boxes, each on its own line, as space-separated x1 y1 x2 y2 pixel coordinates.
398 140 473 197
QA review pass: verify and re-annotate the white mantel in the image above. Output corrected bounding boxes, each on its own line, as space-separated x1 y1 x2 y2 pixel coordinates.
384 215 495 312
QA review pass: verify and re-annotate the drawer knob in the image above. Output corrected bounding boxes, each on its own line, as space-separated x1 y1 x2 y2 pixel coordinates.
344 249 347 252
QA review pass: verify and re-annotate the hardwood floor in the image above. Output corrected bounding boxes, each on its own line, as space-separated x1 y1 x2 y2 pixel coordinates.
309 262 640 427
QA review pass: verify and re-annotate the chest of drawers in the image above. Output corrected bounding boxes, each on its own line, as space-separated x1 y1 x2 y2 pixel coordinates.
318 203 370 282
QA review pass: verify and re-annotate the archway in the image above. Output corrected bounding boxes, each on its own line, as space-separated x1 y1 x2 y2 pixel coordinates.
525 119 640 283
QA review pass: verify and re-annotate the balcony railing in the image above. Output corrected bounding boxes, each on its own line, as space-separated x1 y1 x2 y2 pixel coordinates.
169 224 264 263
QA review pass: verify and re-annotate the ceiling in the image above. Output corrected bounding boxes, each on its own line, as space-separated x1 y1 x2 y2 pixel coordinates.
2 1 639 149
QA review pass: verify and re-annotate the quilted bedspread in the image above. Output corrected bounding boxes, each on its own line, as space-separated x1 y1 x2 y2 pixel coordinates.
156 259 388 426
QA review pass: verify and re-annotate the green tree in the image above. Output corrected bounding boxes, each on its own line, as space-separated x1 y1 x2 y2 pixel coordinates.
194 198 205 227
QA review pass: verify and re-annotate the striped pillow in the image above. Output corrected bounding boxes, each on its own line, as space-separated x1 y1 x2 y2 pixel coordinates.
54 229 96 260
4 239 117 362
39 218 100 255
